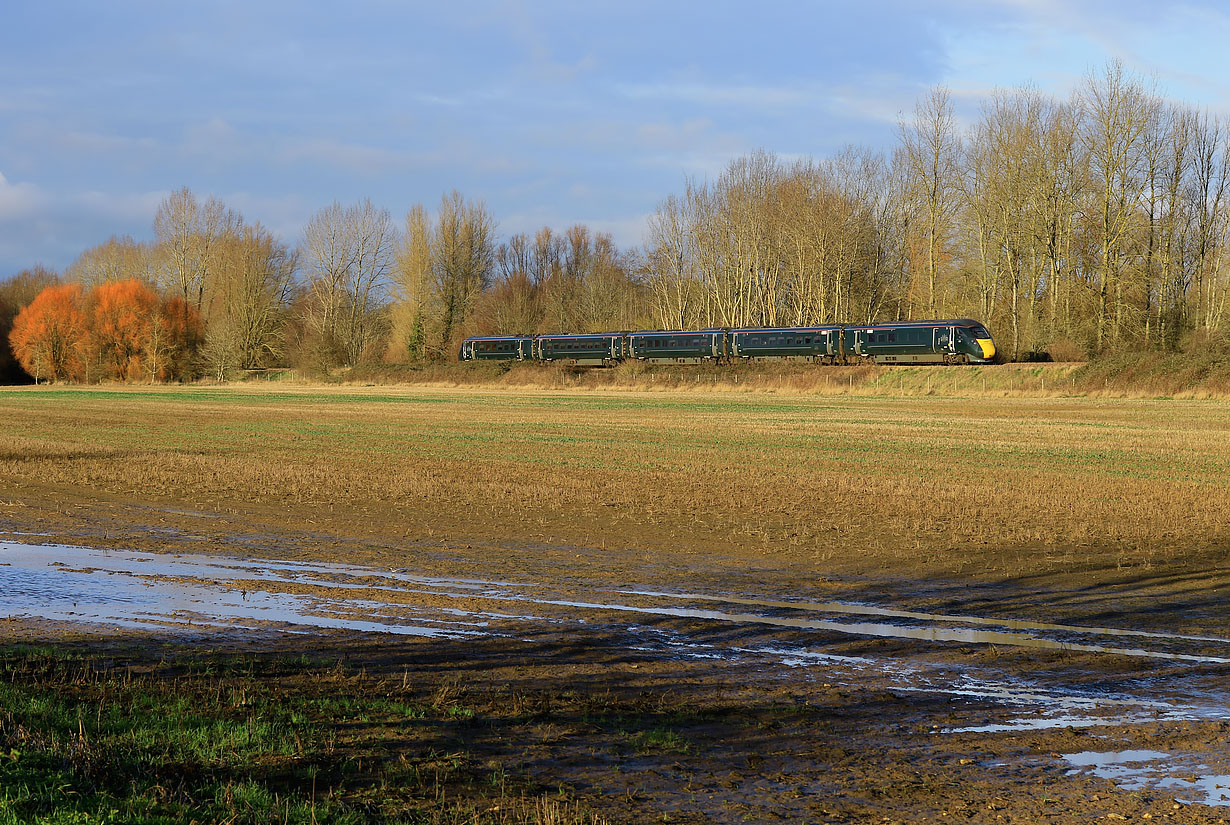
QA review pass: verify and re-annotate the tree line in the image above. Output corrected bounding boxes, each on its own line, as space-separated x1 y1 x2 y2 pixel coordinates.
3 61 1229 382
645 63 1230 360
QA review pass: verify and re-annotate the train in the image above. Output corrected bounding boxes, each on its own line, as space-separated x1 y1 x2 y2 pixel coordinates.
460 318 996 366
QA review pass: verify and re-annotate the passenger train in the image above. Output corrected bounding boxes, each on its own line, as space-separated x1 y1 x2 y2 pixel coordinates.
461 319 997 366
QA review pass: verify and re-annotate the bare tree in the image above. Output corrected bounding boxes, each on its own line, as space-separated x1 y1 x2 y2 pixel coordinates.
301 199 397 366
205 223 297 372
899 87 962 318
66 236 156 288
431 191 495 354
153 187 239 318
389 204 434 361
1079 61 1160 352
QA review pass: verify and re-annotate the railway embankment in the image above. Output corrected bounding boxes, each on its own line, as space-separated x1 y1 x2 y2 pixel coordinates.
275 352 1230 398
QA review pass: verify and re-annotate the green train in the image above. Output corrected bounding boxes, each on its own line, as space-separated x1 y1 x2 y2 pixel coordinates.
460 319 996 366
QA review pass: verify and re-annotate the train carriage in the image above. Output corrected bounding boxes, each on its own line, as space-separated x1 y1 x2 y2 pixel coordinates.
849 319 996 365
628 329 725 363
459 336 534 361
535 333 623 365
731 326 842 362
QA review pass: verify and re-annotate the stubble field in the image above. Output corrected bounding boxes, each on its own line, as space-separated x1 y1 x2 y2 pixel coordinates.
2 382 1229 823
2 384 1228 576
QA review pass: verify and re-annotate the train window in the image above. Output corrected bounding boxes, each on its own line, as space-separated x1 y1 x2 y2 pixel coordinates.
805 338 811 344
888 333 896 343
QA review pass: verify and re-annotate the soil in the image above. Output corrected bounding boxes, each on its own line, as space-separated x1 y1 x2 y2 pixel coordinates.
3 484 1229 823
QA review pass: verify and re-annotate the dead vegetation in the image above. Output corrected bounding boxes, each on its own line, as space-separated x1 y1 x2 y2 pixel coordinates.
313 356 1230 400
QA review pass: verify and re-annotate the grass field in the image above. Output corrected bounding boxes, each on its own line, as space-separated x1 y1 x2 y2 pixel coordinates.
1 384 1226 578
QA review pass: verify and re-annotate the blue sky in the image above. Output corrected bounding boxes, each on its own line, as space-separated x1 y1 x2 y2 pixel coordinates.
2 0 1230 275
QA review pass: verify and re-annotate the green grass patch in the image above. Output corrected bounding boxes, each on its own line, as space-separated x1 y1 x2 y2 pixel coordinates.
0 647 604 825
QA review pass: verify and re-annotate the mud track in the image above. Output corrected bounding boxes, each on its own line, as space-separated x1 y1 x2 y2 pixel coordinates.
3 534 1229 822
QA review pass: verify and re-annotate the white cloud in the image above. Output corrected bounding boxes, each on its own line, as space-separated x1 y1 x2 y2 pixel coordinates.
0 172 48 221
617 82 812 108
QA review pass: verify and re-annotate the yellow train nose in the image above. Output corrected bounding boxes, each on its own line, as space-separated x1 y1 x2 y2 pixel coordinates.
977 338 996 360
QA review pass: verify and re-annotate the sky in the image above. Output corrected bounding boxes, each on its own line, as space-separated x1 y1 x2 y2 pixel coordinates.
3 0 1230 276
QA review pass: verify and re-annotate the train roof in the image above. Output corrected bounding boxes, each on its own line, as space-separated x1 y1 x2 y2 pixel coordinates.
462 335 534 341
465 320 991 342
855 318 986 329
731 325 843 333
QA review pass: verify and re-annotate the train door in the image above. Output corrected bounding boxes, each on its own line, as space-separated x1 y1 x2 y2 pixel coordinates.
932 326 955 356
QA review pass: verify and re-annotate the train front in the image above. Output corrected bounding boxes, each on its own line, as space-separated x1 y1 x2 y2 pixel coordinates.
958 322 997 363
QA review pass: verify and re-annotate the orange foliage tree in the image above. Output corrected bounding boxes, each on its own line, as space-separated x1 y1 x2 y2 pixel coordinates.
90 279 159 380
149 295 204 381
9 279 202 383
8 284 89 383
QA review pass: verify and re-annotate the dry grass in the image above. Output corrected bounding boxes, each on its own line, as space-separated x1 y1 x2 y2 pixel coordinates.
320 356 1230 399
0 384 1226 577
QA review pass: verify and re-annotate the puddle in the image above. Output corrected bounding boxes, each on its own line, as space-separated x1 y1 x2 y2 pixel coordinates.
7 541 1230 667
4 540 1230 737
620 589 1230 645
0 542 490 638
1064 750 1230 807
482 595 1230 665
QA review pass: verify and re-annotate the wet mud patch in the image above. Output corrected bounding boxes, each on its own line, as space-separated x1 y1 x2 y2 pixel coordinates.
4 539 1230 821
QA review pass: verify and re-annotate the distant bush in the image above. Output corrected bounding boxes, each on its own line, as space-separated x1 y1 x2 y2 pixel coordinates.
1043 338 1087 363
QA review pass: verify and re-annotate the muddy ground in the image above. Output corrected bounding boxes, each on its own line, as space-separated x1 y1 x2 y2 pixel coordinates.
2 487 1229 823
